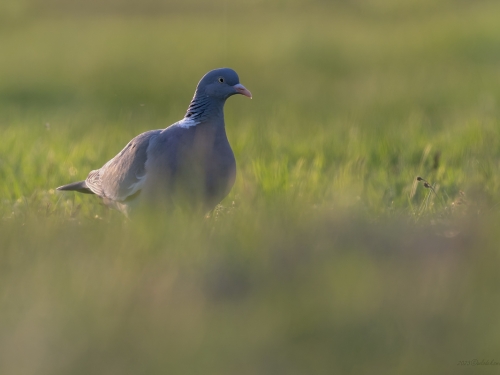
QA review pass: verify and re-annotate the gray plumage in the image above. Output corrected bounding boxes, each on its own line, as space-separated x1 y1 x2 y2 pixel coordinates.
57 68 252 215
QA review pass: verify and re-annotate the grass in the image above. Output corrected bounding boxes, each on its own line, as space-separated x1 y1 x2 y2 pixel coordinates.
1 0 500 374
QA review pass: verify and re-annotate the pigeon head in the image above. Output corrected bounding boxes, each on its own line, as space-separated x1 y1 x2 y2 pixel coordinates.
183 68 251 123
196 68 252 100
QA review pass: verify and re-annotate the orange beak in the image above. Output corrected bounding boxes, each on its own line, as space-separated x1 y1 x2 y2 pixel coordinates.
233 83 252 99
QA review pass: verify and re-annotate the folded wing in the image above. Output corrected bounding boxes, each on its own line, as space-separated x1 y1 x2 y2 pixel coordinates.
85 130 161 202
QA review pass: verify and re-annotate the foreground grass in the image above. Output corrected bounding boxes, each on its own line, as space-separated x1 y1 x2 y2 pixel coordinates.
2 208 500 374
1 1 500 374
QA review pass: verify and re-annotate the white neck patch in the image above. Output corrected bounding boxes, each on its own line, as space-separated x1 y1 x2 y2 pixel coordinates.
177 117 200 128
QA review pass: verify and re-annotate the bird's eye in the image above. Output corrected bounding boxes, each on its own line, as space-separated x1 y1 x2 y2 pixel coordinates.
218 77 224 83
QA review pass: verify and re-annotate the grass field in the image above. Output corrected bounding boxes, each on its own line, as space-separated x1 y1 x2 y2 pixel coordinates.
1 0 500 374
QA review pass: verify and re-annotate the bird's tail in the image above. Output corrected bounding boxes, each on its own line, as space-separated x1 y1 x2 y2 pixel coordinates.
56 181 94 194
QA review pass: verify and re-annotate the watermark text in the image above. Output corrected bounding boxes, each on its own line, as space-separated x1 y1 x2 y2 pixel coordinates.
457 359 500 366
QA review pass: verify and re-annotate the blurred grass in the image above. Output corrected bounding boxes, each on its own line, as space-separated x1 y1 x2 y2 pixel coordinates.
1 0 500 374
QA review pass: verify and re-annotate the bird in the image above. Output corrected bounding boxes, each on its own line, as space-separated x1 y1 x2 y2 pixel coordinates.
57 68 252 215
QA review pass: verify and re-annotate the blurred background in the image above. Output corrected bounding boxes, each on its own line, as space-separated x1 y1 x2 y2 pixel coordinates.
1 0 500 374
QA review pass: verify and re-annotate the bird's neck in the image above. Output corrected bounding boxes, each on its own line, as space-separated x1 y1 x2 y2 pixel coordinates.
183 94 225 126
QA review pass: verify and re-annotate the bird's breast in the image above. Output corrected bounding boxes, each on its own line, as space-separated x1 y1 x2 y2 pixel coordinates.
145 124 235 210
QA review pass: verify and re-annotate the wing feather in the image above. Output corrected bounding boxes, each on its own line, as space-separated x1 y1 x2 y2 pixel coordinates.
85 130 161 202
